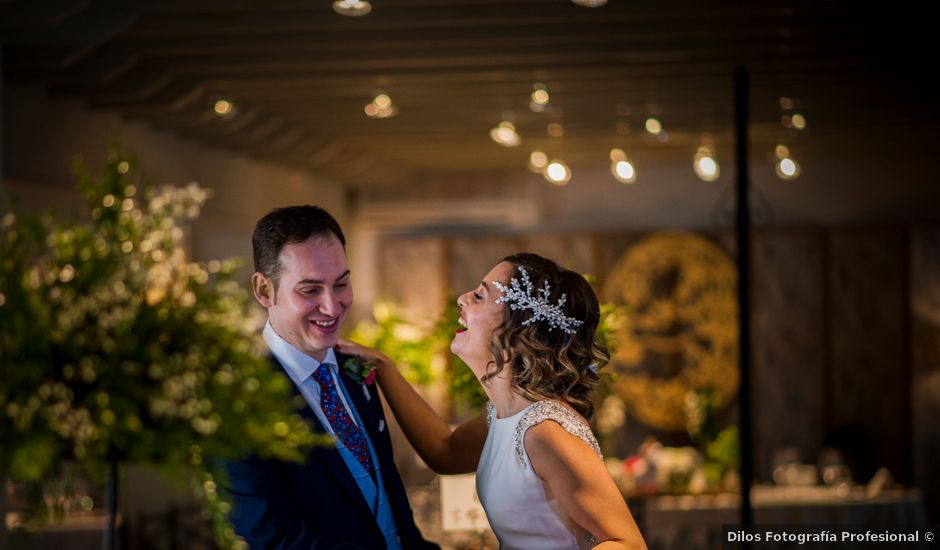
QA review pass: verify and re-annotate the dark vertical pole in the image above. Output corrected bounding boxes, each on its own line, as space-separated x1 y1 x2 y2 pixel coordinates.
103 461 118 550
0 482 6 550
1 45 5 192
167 503 179 550
0 45 7 550
734 66 754 527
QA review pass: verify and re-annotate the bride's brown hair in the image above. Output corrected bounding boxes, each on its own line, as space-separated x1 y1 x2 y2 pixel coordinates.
482 253 608 419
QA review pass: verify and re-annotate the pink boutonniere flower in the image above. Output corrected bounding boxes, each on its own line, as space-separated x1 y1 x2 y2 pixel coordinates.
343 357 376 386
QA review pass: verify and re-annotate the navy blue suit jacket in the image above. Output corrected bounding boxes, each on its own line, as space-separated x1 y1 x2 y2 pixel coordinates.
223 353 439 549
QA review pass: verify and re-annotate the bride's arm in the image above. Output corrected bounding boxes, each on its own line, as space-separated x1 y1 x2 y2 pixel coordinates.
525 422 647 550
336 339 487 475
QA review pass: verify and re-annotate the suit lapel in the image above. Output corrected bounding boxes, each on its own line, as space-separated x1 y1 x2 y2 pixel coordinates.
277 356 375 519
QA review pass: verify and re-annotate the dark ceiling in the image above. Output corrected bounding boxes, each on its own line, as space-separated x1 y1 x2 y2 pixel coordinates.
2 1 936 187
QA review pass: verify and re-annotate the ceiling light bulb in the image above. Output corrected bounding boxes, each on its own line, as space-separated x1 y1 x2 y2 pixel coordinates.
490 121 520 147
612 160 637 184
529 150 548 171
544 160 571 185
693 147 720 182
373 94 392 109
775 157 801 180
333 0 372 16
531 87 550 106
775 144 790 159
791 113 807 130
364 95 397 118
213 99 234 116
644 117 663 135
496 122 516 142
571 0 608 6
610 148 626 162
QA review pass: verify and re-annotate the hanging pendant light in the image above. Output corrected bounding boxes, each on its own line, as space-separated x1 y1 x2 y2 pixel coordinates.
610 148 637 184
333 0 371 16
209 95 237 119
364 91 397 118
490 121 521 147
529 83 550 113
693 146 720 182
774 144 801 180
544 159 571 185
528 150 548 173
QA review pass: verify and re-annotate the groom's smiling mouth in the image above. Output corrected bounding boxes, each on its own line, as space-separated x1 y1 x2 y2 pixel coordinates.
310 318 340 332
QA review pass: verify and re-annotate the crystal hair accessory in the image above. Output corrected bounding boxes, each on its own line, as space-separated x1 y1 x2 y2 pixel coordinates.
493 266 583 334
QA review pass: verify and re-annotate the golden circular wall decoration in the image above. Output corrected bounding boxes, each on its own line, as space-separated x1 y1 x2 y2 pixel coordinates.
603 232 739 431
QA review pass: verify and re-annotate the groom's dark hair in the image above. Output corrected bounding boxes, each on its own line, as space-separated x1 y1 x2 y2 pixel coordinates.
252 205 346 286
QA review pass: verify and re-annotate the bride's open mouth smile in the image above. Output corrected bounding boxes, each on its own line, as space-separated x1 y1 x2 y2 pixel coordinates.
456 314 467 334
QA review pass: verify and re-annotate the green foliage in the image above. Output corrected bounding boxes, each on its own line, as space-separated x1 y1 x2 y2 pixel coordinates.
704 425 740 482
0 145 320 548
684 387 722 446
594 301 626 397
347 303 437 386
685 388 739 485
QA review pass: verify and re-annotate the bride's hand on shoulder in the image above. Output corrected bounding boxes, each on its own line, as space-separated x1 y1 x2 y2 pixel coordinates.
336 339 394 378
335 339 388 365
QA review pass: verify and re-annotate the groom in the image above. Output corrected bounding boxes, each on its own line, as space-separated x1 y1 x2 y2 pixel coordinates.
224 205 438 549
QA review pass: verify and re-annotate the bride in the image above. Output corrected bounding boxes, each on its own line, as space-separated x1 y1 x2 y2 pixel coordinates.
338 253 646 549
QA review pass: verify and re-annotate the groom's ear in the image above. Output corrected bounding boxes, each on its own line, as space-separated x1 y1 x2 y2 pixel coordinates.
252 272 275 307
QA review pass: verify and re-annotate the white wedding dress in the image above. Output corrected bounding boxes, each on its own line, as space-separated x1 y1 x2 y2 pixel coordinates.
476 400 604 550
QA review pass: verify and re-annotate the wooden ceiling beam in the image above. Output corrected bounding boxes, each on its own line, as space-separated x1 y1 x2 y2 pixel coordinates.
0 0 92 33
47 44 914 108
118 3 884 38
14 14 898 73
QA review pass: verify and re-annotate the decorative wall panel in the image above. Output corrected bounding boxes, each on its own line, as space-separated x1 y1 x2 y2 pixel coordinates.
752 231 826 480
828 231 906 483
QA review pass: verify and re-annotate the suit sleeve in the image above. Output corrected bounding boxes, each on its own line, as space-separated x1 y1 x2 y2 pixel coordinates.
223 458 369 550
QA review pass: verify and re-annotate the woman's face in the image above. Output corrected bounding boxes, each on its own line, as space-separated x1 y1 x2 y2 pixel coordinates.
450 261 514 372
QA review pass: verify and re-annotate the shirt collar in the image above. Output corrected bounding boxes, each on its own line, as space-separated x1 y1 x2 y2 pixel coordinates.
263 321 338 386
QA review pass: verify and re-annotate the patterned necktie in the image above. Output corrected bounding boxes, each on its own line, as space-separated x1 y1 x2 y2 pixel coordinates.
312 365 374 476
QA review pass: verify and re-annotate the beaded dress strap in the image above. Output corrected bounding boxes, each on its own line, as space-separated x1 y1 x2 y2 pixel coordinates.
485 401 496 428
514 400 602 468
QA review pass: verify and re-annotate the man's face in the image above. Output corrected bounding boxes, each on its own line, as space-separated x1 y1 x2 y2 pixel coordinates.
254 235 352 362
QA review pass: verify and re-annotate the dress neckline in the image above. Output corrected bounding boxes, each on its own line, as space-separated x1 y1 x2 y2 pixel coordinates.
491 400 536 422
